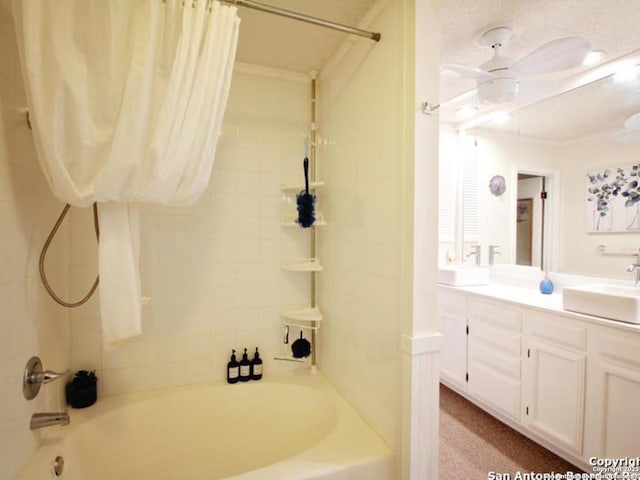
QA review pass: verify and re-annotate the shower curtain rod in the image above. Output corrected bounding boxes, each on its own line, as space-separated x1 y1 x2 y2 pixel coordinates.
221 0 381 42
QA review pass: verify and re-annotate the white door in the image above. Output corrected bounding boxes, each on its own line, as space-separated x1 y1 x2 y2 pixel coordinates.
441 309 467 388
591 358 640 458
439 290 468 389
523 338 586 455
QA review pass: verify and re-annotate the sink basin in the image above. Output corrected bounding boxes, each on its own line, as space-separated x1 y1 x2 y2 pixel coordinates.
562 284 640 324
438 266 490 286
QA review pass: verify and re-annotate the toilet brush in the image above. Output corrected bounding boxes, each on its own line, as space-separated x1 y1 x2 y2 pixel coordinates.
296 156 316 228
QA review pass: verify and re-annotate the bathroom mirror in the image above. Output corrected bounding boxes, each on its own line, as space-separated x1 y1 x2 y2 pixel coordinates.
444 49 640 279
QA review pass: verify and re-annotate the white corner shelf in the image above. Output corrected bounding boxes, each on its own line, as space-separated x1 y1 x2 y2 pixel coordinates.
280 181 324 193
281 212 326 227
282 258 323 272
282 306 323 324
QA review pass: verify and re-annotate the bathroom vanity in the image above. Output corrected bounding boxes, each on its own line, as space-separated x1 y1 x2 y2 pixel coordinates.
439 284 640 471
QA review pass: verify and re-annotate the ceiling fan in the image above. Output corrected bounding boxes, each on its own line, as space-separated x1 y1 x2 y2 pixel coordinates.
612 112 640 144
442 26 591 105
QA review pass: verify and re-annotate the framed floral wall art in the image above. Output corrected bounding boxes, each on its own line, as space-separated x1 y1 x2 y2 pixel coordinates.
586 163 640 233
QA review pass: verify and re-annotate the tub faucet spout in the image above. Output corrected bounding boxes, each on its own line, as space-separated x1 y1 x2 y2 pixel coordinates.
30 412 70 430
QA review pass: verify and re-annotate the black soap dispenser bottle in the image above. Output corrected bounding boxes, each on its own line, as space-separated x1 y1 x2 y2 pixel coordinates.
239 348 251 382
250 347 263 381
227 349 239 384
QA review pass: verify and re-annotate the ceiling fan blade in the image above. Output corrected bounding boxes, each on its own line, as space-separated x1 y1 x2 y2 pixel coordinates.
624 112 640 131
441 63 494 81
612 129 640 144
512 37 591 76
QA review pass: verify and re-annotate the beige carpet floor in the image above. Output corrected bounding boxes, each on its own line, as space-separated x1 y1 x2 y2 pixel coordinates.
439 384 582 479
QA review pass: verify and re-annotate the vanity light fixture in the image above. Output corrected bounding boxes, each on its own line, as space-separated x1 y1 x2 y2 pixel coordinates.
582 50 606 66
455 106 479 119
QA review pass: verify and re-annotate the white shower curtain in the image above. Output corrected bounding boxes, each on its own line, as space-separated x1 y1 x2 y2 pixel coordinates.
13 0 240 344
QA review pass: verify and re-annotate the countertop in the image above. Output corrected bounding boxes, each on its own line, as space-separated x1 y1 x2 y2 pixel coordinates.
438 283 640 333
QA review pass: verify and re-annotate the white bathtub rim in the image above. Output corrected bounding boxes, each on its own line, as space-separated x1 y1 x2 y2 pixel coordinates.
17 372 392 480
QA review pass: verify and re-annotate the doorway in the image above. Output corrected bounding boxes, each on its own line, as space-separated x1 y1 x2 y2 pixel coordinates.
516 174 545 268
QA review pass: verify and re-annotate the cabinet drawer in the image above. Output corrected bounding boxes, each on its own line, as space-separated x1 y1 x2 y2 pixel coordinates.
469 298 522 333
594 329 640 367
469 361 521 421
438 289 468 318
470 319 522 357
470 342 521 379
526 311 587 352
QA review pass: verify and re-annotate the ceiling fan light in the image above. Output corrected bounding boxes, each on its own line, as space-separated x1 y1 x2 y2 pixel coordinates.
582 50 606 66
478 77 519 104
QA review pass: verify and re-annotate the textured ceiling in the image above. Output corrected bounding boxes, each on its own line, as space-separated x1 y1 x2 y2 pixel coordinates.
481 68 640 142
440 0 640 141
440 0 640 102
233 0 377 73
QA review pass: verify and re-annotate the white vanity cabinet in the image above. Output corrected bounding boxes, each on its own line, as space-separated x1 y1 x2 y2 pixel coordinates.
438 285 640 471
586 327 640 458
467 298 523 421
522 311 587 456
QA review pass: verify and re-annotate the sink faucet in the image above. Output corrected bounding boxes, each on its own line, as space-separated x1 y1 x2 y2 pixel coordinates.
465 245 481 267
626 254 640 287
30 412 70 430
488 245 501 266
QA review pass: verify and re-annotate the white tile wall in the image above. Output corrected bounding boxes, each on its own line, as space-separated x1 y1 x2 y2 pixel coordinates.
0 2 71 478
69 68 315 395
316 0 407 466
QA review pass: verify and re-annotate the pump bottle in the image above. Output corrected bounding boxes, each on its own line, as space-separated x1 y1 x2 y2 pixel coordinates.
239 348 251 382
250 347 263 381
227 349 239 384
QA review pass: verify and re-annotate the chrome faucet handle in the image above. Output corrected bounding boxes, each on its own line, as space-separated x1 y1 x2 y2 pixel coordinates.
464 245 480 257
23 357 69 400
31 369 68 384
488 245 501 265
464 245 482 266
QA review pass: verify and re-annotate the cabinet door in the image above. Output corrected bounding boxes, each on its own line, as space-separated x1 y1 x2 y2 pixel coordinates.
590 331 640 458
439 289 468 389
523 339 586 455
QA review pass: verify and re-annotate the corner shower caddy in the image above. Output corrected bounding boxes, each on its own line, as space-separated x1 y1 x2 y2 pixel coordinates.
279 180 324 343
276 73 322 368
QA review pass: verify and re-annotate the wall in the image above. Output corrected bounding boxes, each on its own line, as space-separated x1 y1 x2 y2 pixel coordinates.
559 136 640 279
316 0 403 457
316 0 423 474
450 131 559 267
70 65 313 395
0 3 71 478
462 130 640 279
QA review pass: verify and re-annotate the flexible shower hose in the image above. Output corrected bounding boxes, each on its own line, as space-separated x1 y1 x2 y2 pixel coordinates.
39 203 100 307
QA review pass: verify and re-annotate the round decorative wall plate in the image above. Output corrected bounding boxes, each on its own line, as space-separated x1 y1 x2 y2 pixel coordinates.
489 175 506 196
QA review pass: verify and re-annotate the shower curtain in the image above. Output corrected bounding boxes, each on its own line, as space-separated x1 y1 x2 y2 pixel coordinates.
13 0 240 344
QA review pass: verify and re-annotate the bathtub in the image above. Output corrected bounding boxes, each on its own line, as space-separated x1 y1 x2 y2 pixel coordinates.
16 373 392 480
